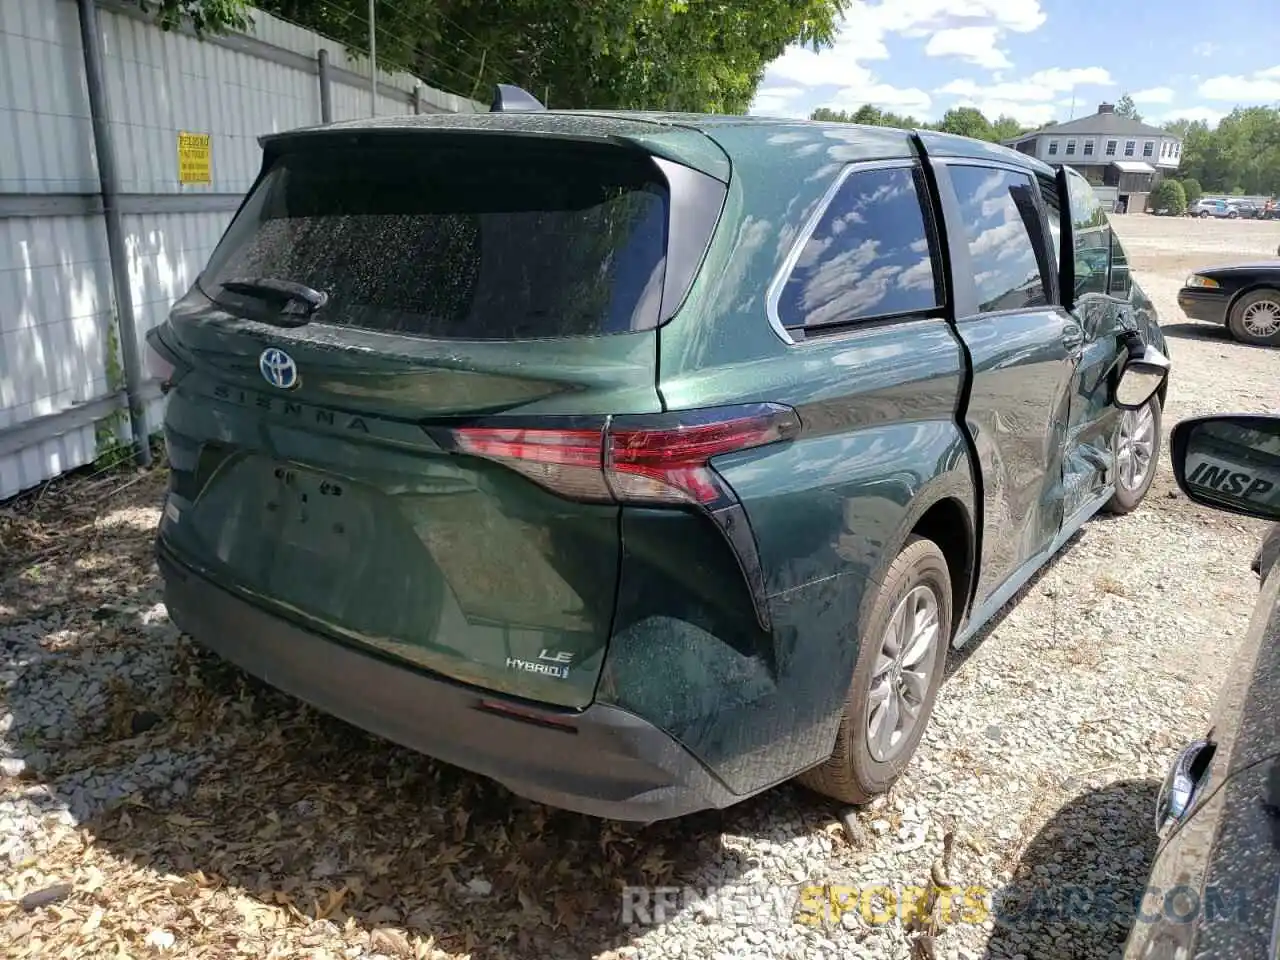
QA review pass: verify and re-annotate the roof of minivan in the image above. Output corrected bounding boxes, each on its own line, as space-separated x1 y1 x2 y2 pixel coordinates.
268 110 1053 181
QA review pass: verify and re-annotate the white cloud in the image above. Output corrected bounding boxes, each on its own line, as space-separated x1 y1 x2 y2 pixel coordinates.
934 66 1113 126
1151 105 1226 127
819 81 934 116
938 67 1114 105
924 27 1011 70
753 0 1049 115
955 98 1057 125
1131 86 1175 103
1198 72 1280 102
751 86 809 118
1260 65 1280 79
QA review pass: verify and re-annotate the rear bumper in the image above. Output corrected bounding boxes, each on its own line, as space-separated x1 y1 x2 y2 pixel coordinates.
1176 288 1229 325
157 541 742 822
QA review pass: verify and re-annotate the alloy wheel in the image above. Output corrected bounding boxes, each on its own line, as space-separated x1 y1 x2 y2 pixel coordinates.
1117 401 1157 493
1241 299 1280 339
866 584 940 762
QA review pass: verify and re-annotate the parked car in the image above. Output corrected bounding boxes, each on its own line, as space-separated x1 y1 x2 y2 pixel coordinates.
145 88 1170 821
1122 413 1280 959
1177 262 1280 345
1191 198 1241 219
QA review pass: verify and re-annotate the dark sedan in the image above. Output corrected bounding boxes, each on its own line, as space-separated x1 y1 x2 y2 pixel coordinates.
1122 414 1280 959
1177 262 1280 346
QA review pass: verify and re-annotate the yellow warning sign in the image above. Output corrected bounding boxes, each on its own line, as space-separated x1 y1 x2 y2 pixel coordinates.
177 131 212 184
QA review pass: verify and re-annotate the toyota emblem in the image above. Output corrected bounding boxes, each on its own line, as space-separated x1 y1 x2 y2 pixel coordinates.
259 347 299 390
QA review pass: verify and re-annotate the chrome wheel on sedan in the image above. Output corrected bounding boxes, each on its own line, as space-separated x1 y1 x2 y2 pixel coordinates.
1228 290 1280 346
1241 299 1280 339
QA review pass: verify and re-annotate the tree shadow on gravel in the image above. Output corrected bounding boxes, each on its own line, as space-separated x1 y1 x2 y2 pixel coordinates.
1160 321 1257 347
982 778 1161 960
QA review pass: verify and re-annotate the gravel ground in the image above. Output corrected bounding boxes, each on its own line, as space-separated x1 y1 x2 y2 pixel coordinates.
2 214 1279 960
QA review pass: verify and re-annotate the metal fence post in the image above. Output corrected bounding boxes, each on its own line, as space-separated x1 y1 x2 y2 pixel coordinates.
317 48 333 123
76 0 152 467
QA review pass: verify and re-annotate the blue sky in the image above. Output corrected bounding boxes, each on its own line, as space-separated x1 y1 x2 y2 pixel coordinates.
750 0 1280 128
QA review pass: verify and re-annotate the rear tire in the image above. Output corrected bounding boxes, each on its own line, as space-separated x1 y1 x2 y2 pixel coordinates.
1105 394 1161 515
1226 289 1280 346
798 536 951 805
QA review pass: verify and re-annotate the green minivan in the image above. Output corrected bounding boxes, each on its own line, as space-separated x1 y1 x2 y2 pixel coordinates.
148 92 1170 821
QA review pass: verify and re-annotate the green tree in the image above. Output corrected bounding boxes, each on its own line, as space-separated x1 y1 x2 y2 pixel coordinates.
1116 94 1142 122
990 115 1027 142
937 106 992 140
140 0 251 32
809 105 927 129
1182 176 1203 206
146 0 851 112
1150 178 1187 215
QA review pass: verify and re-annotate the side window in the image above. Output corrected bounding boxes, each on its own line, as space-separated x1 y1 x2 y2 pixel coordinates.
1083 140 1095 157
1048 140 1059 156
949 165 1051 313
1105 140 1118 156
777 165 940 331
1065 140 1077 156
1124 140 1136 157
1065 169 1112 297
1143 141 1155 158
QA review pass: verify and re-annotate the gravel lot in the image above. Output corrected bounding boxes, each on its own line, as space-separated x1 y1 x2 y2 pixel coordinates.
2 214 1279 960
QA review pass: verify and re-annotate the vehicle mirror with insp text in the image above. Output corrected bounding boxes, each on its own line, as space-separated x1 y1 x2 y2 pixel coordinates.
1172 414 1280 521
1115 343 1170 410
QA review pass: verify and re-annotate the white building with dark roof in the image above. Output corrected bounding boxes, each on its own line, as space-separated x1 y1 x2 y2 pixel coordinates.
1004 101 1183 213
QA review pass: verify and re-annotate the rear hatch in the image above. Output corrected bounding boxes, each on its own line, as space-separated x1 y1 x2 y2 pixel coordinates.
153 124 727 708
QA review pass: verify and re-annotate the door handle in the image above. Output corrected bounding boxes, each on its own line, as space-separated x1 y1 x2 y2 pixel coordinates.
1062 324 1083 352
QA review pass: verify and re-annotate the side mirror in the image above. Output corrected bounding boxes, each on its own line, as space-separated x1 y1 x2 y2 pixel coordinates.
1171 415 1280 521
1115 343 1170 409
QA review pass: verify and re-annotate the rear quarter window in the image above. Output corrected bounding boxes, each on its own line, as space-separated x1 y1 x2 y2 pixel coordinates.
199 140 670 341
776 164 941 333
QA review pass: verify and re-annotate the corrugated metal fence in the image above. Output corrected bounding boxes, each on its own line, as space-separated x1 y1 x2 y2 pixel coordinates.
0 0 482 500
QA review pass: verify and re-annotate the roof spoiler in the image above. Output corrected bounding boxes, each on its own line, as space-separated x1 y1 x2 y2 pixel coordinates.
490 84 546 113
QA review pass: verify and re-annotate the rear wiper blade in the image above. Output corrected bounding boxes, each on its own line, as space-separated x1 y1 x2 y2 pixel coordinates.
218 277 329 326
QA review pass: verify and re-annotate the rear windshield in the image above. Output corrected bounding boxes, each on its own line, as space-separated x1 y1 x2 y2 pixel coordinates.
198 139 669 340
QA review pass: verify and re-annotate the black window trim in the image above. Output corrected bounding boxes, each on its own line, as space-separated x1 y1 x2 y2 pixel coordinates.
935 156 1061 319
765 157 946 344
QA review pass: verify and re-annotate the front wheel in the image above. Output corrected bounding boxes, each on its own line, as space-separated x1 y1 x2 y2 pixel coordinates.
1226 289 1280 346
798 536 951 805
1105 394 1162 514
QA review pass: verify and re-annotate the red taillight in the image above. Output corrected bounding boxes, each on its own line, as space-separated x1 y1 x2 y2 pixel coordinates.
451 425 612 501
448 404 799 508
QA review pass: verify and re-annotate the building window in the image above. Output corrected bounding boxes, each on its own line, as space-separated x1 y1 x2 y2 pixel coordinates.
1175 143 1181 158
1143 141 1155 158
1124 140 1136 157
1083 140 1095 156
1105 140 1117 156
1065 140 1076 156
1048 140 1059 156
